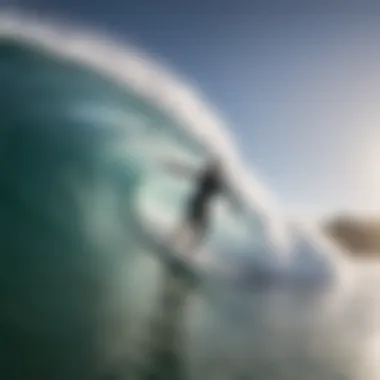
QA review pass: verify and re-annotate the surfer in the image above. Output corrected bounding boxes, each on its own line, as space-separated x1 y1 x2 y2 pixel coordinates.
171 158 233 255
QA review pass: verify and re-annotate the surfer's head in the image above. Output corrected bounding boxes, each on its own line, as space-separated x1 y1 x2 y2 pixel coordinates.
205 156 223 175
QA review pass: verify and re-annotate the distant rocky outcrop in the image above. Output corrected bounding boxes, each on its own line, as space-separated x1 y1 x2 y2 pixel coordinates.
323 215 380 256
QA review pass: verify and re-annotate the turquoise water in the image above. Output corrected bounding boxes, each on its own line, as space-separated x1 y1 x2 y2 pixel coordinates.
0 34 273 379
1 17 379 380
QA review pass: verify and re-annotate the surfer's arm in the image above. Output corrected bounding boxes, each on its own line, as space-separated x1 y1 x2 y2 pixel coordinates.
160 160 197 179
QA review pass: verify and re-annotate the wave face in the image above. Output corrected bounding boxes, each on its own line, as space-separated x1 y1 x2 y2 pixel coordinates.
0 12 354 379
0 12 294 264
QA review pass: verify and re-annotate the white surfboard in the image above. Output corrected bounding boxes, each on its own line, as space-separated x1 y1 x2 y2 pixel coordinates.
132 216 207 286
148 232 207 286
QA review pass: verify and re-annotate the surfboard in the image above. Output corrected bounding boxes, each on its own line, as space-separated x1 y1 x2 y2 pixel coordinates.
132 209 206 287
150 234 203 286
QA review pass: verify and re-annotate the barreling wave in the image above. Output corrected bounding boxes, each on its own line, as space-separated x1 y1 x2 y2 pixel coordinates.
0 10 352 282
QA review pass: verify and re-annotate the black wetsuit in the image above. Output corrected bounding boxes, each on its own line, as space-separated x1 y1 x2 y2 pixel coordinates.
186 168 223 229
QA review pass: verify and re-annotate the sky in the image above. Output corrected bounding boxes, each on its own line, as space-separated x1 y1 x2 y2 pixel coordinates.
5 0 380 219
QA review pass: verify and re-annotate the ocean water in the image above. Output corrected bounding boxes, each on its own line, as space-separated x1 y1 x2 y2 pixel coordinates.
0 12 379 380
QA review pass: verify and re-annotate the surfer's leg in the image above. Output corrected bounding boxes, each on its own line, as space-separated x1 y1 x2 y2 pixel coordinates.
169 200 197 251
185 218 207 256
169 219 193 252
169 199 208 255
169 219 201 255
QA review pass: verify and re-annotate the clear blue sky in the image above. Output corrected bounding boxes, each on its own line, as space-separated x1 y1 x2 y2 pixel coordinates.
12 1 380 219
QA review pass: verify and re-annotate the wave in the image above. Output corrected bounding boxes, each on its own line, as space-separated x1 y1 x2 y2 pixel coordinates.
0 10 352 285
0 11 360 380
